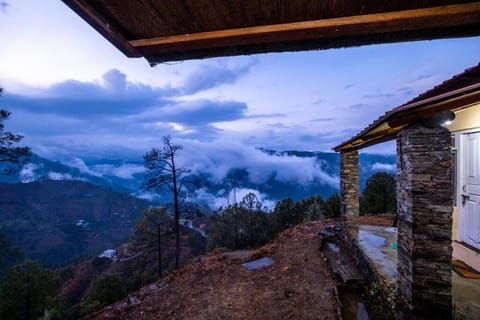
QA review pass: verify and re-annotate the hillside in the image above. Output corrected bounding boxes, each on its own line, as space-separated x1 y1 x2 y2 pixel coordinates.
57 225 208 316
86 221 341 320
0 180 151 267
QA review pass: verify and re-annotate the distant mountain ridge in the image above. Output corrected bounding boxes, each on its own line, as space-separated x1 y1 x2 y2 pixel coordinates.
0 150 396 206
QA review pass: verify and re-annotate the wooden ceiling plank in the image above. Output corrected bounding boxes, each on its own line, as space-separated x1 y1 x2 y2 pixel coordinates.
129 3 480 50
62 0 141 57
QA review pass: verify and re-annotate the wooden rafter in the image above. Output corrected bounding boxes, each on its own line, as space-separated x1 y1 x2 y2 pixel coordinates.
129 3 480 52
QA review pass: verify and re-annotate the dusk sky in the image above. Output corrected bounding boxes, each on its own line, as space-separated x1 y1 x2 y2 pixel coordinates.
1 0 480 162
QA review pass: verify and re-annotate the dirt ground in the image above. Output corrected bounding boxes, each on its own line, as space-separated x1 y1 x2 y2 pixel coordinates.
88 220 341 320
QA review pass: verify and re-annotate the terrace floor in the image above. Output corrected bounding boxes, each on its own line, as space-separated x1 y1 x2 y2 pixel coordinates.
350 221 480 319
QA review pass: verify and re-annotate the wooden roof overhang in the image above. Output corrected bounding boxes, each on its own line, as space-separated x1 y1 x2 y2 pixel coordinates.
61 0 480 64
334 64 480 152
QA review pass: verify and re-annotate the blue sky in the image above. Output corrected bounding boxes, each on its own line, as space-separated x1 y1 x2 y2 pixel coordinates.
1 0 479 162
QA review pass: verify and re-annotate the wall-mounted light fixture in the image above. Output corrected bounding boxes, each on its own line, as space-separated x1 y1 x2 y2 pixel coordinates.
422 110 455 128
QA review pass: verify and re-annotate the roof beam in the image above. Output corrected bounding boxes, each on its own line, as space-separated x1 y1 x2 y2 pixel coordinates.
130 3 480 52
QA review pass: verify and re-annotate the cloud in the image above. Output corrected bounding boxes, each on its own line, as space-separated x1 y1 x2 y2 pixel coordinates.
362 92 395 99
160 99 247 125
92 163 144 179
4 69 175 118
67 157 101 176
349 103 368 109
177 139 339 188
181 61 255 95
397 87 414 96
371 162 396 172
311 118 336 122
4 67 250 135
0 1 9 13
3 64 254 121
47 171 73 180
245 113 286 119
266 122 291 129
415 74 432 81
20 163 40 183
299 134 319 142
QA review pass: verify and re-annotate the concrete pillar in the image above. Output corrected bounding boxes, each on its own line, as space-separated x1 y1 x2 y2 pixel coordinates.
396 123 453 319
340 150 359 226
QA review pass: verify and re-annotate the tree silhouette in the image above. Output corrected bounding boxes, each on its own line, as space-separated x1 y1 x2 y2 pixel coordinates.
273 197 299 231
0 232 22 277
143 136 192 269
134 207 173 277
324 193 341 218
0 88 31 174
360 172 396 215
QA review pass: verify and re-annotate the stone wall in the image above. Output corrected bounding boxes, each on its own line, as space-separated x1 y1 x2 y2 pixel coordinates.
340 150 359 226
396 123 453 319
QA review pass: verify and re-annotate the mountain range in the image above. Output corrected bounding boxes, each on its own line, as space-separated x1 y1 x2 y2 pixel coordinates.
0 149 395 268
0 150 396 208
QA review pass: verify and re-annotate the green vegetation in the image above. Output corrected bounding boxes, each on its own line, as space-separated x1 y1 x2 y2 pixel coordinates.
134 208 173 278
208 203 273 250
360 172 396 215
324 193 341 218
0 232 22 279
0 260 60 320
79 273 128 315
366 282 397 320
208 192 341 251
0 87 32 174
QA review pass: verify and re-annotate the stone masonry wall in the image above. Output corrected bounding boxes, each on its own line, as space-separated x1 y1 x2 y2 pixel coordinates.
396 123 453 319
340 150 359 226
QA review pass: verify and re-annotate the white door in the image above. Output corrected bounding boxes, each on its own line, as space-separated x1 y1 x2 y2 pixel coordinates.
461 132 480 249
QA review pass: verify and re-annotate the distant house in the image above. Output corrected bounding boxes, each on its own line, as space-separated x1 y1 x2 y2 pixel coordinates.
76 219 89 227
334 64 480 319
99 249 117 260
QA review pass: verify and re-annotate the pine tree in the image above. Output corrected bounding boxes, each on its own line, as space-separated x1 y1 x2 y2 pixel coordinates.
134 208 173 277
0 88 31 174
143 136 194 269
360 172 396 215
0 260 58 320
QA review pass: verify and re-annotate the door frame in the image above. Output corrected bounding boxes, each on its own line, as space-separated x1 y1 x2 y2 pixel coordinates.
455 128 480 244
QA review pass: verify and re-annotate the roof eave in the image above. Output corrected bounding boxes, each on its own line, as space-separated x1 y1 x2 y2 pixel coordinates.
334 83 480 152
